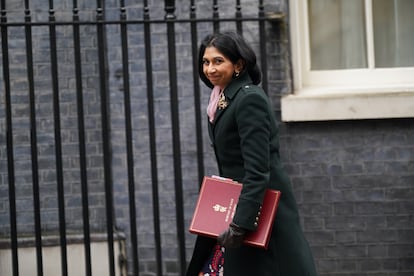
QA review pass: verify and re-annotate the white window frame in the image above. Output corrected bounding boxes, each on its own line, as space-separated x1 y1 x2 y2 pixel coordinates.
282 0 414 122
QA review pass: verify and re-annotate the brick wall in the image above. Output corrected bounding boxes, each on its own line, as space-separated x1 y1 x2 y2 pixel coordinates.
279 119 414 275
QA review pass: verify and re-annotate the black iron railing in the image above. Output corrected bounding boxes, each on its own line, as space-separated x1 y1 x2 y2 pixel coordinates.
0 1 284 275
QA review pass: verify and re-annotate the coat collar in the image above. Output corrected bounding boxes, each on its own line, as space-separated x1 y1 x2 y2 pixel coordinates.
213 72 252 122
208 72 253 140
222 72 253 100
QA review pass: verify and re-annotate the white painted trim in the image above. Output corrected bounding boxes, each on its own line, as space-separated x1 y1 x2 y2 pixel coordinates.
286 0 414 121
365 0 376 69
281 90 414 122
289 0 414 89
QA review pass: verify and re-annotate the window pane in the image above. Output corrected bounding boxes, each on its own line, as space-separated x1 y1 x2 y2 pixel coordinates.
308 0 367 70
373 0 414 68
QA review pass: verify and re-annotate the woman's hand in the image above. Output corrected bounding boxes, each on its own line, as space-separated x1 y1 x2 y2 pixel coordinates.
217 222 246 248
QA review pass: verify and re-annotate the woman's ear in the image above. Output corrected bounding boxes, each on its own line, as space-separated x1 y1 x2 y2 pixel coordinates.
235 59 245 73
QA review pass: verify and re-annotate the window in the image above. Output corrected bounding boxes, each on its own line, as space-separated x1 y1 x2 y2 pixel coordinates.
282 0 414 121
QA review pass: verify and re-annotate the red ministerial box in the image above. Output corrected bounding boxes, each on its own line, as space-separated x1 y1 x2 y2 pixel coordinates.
189 176 281 249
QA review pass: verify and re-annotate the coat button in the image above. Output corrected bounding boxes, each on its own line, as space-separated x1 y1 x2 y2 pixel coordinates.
254 222 258 227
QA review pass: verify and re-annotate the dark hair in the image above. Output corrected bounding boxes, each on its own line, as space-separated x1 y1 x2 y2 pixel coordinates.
198 31 262 88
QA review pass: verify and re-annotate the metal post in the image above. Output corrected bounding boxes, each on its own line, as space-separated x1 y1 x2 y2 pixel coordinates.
1 2 19 275
190 1 205 185
120 0 140 274
165 1 187 274
144 0 163 274
96 0 116 274
48 1 69 274
72 0 92 275
25 0 44 274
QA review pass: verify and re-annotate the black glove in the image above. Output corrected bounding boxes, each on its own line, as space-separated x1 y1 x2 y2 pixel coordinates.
217 222 247 248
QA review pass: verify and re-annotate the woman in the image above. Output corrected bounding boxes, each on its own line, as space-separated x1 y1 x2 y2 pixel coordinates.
186 32 318 276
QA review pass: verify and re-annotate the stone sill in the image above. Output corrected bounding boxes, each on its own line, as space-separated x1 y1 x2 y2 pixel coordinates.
0 237 127 276
281 88 414 122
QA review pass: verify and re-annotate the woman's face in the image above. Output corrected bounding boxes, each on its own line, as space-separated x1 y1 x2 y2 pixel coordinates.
202 46 242 89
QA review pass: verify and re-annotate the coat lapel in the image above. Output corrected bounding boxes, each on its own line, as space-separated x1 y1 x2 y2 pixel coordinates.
208 72 253 142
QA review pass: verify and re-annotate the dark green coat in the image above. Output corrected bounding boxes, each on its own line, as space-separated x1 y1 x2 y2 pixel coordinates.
186 73 318 276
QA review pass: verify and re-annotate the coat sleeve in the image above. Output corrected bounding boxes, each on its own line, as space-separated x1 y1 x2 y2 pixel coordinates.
232 87 271 232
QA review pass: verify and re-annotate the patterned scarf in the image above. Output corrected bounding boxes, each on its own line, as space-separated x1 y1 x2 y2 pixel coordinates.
207 85 222 123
